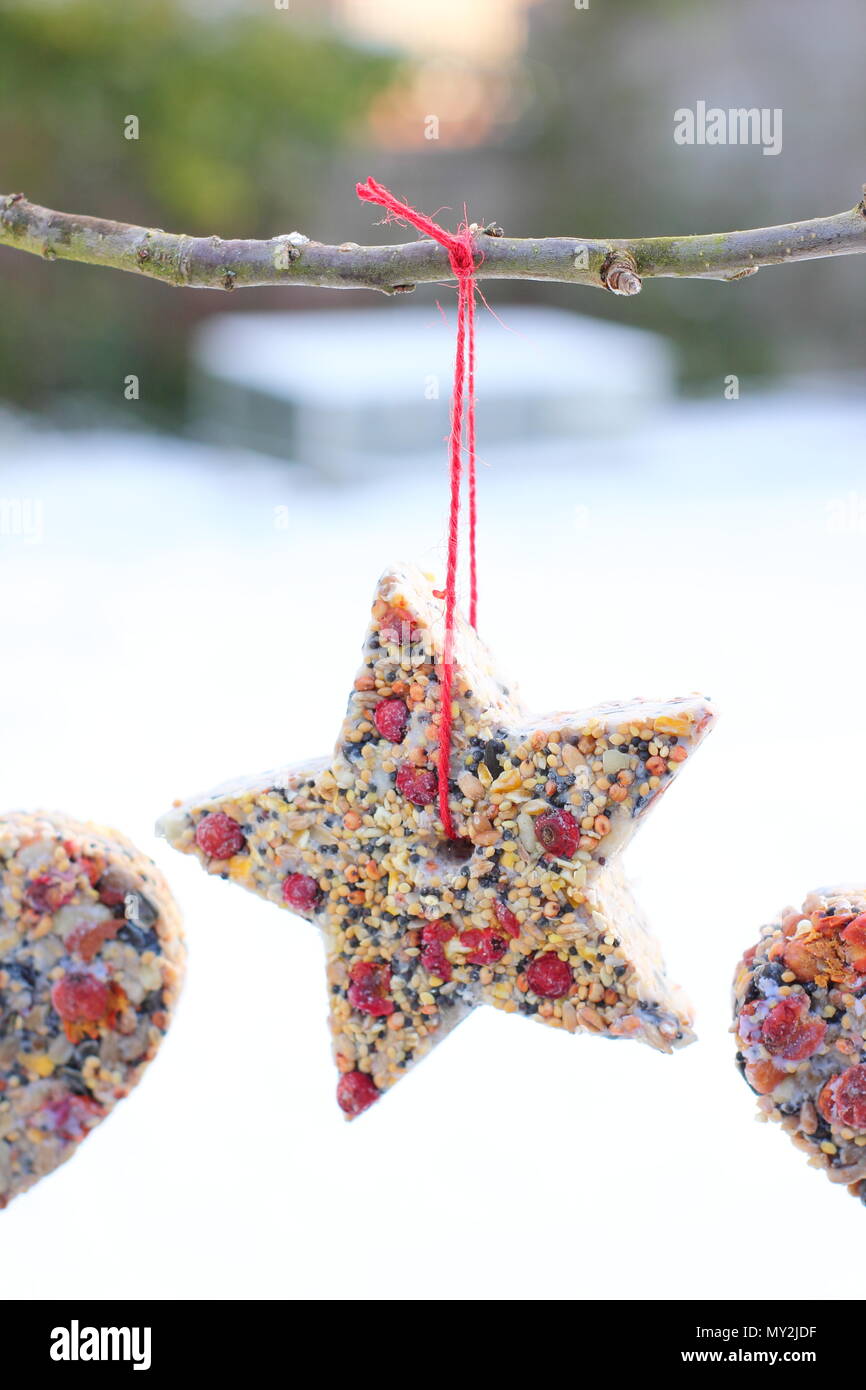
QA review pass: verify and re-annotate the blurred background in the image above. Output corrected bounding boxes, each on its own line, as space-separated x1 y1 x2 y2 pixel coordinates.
1 0 866 1302
1 0 865 424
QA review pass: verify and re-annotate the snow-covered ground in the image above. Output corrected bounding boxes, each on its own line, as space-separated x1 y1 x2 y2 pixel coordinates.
0 391 865 1300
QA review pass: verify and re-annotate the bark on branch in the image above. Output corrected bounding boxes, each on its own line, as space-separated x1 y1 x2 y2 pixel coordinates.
1 189 865 297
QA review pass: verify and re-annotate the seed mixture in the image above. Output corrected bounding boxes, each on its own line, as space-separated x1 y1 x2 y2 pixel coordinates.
160 564 714 1118
0 811 184 1206
733 886 866 1202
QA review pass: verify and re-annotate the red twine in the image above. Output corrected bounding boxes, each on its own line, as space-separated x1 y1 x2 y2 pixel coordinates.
356 176 478 840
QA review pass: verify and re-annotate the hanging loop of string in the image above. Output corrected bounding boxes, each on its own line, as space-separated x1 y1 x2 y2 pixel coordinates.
356 176 478 839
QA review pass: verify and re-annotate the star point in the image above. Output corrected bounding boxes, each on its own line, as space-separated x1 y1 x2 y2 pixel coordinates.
159 564 715 1116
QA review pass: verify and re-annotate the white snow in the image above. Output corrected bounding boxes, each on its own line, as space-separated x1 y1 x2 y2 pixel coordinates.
0 389 865 1299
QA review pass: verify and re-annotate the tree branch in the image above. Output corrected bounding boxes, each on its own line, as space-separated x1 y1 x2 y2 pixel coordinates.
1 189 865 297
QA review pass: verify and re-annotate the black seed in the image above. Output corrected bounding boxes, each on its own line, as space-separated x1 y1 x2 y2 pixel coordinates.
4 961 36 989
117 922 160 952
71 1039 100 1066
438 836 474 864
745 960 786 1003
483 739 506 777
56 1067 90 1095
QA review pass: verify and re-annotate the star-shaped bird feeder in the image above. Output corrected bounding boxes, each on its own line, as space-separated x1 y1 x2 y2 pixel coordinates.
159 565 715 1117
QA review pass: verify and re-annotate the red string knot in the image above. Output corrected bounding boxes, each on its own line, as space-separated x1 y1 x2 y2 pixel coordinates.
447 235 475 277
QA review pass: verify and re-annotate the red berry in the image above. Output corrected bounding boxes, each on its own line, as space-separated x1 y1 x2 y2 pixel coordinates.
374 698 409 743
420 921 454 981
493 900 520 937
396 763 437 806
534 809 580 859
745 1058 787 1096
51 972 112 1024
421 920 455 943
526 952 573 999
195 813 246 860
841 914 866 973
811 912 856 935
78 856 102 887
65 918 120 963
761 994 826 1061
39 1093 104 1142
337 1070 380 1117
282 873 321 911
787 1018 827 1060
460 928 507 966
819 1064 866 1131
23 871 77 915
378 605 413 649
421 941 452 982
348 960 394 1016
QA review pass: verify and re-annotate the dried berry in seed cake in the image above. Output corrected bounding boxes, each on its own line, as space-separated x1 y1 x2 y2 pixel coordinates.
0 811 184 1206
733 886 866 1201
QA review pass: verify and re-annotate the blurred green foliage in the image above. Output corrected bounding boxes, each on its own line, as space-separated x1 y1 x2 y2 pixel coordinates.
0 0 397 415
